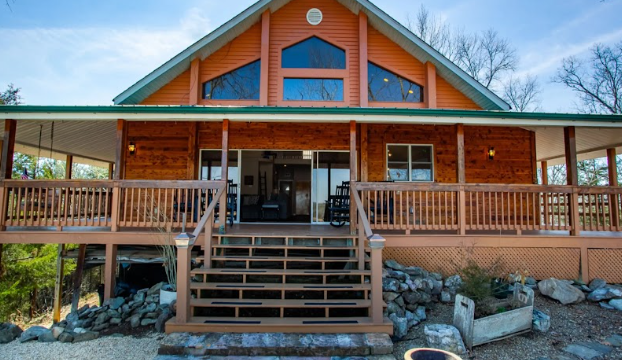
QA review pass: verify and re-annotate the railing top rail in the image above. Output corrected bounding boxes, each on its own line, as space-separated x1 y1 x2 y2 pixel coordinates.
354 182 622 194
351 182 373 239
0 179 227 190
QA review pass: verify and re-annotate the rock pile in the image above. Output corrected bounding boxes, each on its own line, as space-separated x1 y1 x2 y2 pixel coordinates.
382 259 462 339
0 322 23 344
17 282 175 344
537 277 622 309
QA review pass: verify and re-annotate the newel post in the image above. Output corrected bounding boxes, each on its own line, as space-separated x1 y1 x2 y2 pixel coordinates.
369 234 385 325
174 232 196 324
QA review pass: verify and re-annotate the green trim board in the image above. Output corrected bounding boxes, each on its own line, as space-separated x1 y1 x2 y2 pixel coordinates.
1 105 622 123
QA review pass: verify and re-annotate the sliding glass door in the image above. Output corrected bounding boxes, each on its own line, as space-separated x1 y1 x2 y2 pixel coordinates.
311 151 350 224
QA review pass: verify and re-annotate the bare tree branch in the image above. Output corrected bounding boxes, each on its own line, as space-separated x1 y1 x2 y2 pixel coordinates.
503 75 541 112
406 6 517 91
553 42 622 114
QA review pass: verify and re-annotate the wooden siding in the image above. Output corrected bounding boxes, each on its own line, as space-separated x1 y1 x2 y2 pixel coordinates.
268 0 360 106
366 124 534 184
125 122 194 180
367 26 426 88
141 70 191 105
437 75 480 109
199 23 262 106
139 0 483 110
198 122 350 150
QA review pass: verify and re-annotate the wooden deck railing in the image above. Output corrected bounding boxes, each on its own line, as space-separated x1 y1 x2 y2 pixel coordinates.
351 186 385 325
353 182 622 235
0 180 227 231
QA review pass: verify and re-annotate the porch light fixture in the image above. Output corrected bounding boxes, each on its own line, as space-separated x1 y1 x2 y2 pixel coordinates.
128 142 137 155
488 147 496 160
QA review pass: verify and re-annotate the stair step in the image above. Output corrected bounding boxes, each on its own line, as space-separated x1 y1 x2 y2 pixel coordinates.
159 331 394 356
191 299 373 308
191 282 371 291
192 268 370 276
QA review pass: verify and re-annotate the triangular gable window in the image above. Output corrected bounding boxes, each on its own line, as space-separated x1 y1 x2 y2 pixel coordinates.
368 62 423 103
203 60 261 100
282 37 346 69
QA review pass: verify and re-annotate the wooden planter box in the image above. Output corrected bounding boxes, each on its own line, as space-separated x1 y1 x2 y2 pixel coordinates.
453 284 534 349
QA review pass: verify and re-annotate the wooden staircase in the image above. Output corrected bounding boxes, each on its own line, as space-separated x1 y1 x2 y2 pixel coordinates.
166 234 393 334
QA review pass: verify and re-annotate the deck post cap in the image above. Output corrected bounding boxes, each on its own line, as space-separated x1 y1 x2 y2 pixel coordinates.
368 234 386 249
174 232 196 248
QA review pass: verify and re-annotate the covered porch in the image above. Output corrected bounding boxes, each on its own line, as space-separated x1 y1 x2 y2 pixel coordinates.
1 106 622 332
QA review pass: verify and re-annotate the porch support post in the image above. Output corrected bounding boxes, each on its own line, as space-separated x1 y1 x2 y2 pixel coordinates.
220 119 230 229
607 148 619 229
1 119 16 179
104 243 118 301
541 161 549 185
425 62 437 108
564 126 580 237
187 122 198 179
359 12 368 107
369 235 385 325
71 244 87 312
350 121 357 234
260 10 270 106
189 58 201 105
360 124 368 182
108 163 114 180
541 161 550 227
176 245 192 324
114 119 127 180
65 155 73 179
52 244 65 323
457 124 466 235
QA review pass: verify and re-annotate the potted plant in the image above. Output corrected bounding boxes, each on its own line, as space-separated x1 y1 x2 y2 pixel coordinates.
158 231 177 305
453 284 534 350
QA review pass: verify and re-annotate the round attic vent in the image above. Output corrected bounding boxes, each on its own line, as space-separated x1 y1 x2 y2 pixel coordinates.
306 8 323 26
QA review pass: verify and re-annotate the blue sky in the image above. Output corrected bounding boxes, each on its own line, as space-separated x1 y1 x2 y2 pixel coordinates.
1 0 621 112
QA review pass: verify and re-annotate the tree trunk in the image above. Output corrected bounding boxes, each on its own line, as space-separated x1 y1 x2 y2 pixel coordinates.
30 287 38 319
0 244 4 278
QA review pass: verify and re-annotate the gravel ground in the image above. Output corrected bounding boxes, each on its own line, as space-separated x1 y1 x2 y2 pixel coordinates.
0 333 162 360
394 294 622 360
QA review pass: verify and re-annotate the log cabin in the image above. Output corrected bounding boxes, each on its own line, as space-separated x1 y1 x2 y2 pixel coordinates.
1 0 622 334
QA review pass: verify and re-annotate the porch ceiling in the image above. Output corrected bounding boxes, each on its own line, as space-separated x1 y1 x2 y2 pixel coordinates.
0 120 116 164
531 127 622 166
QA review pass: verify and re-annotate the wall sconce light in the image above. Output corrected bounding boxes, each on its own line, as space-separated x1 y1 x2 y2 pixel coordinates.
128 142 137 156
488 147 496 160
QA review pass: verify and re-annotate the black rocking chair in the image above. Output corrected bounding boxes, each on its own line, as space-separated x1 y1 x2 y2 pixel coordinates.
326 182 350 227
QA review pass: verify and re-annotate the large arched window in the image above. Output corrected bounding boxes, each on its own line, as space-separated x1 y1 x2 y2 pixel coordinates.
368 62 423 103
282 37 346 69
203 60 261 100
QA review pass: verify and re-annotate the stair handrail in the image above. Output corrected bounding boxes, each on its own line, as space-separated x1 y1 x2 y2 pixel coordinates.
351 182 373 239
174 180 226 325
351 181 385 325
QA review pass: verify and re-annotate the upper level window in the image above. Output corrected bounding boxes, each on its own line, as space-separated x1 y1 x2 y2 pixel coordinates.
283 78 344 101
387 144 434 182
203 60 260 100
368 63 423 103
282 37 346 69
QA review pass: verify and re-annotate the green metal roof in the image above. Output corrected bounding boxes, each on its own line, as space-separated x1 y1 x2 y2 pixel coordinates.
2 105 622 123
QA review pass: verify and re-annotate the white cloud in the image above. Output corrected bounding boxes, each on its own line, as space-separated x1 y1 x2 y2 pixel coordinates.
0 7 213 105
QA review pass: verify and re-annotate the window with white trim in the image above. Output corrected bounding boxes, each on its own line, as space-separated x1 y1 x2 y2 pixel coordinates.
387 144 434 182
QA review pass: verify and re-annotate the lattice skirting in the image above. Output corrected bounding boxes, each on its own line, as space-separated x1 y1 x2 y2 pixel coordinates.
383 247 581 280
588 249 622 283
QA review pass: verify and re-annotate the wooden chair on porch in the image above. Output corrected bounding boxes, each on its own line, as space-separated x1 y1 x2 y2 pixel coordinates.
326 182 350 227
209 180 238 226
